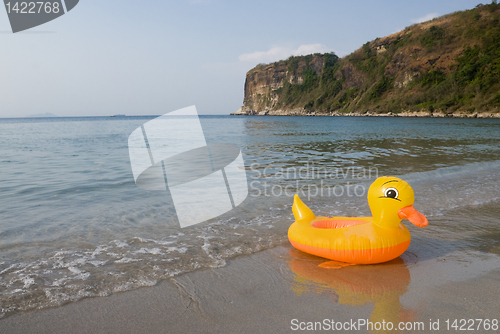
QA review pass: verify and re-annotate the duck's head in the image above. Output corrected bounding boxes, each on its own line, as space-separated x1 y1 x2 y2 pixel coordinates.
367 176 428 229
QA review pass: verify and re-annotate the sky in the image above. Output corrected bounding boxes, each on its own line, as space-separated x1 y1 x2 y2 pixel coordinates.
0 0 485 117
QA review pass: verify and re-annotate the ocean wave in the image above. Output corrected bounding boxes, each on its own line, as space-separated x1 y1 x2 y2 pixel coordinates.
0 217 289 319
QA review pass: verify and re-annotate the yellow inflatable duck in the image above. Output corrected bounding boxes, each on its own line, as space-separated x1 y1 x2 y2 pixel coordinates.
288 176 428 264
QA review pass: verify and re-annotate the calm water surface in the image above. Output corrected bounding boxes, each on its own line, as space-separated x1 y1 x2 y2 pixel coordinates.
1 115 499 317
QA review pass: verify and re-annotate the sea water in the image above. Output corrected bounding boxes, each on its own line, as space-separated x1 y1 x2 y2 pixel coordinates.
1 115 499 317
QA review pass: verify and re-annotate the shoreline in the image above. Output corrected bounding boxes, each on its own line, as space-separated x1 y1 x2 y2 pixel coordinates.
231 108 500 118
1 242 499 334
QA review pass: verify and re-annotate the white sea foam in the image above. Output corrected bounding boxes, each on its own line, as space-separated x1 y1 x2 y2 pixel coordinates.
115 257 141 264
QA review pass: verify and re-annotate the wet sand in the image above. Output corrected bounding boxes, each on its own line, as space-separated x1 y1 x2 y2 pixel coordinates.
1 240 499 334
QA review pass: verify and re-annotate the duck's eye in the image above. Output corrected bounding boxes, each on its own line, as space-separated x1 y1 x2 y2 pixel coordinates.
384 187 399 199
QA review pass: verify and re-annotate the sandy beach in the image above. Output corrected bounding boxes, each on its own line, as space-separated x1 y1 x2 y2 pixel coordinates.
1 237 499 334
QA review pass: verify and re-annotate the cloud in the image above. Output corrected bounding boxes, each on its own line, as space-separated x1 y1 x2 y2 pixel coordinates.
411 12 439 24
238 44 332 64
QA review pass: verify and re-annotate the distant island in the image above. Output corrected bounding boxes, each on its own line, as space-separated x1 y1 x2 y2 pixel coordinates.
26 112 57 118
233 2 500 118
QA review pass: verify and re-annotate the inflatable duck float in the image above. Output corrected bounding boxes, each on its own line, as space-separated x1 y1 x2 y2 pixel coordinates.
288 176 428 265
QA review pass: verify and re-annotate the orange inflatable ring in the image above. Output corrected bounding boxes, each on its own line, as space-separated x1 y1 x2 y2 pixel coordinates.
288 176 428 264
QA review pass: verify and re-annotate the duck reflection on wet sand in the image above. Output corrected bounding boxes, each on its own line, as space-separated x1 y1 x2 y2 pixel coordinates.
287 248 417 333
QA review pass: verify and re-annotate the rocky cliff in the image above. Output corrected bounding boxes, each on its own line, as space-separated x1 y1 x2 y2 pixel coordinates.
233 3 500 118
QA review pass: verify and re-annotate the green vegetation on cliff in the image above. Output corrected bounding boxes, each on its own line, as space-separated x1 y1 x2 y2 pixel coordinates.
244 2 500 115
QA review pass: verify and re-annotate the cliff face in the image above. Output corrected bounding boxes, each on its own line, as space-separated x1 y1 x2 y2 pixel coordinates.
234 3 500 117
241 55 327 114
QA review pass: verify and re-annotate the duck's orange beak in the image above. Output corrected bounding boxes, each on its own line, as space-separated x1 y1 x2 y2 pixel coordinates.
398 205 428 227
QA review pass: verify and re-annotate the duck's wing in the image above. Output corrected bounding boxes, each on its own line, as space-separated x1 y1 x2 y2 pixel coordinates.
311 218 371 229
